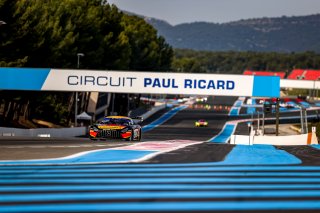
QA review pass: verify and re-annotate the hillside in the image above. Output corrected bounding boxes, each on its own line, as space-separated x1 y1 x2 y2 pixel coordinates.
144 14 320 52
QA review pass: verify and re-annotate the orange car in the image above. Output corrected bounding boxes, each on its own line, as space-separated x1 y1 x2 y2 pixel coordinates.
89 116 143 141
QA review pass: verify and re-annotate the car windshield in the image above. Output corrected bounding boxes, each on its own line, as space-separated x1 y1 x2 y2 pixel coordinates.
100 118 131 126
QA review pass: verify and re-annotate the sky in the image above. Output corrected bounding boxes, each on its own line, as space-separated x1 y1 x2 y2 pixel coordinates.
108 0 320 25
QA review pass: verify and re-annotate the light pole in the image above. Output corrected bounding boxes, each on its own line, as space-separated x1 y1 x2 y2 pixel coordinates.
247 122 251 145
275 98 280 136
77 53 84 69
75 53 84 127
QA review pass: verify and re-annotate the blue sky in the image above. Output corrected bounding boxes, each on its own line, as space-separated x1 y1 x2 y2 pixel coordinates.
108 0 320 25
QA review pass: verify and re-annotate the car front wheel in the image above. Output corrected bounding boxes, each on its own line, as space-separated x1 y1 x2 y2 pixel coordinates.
137 129 142 141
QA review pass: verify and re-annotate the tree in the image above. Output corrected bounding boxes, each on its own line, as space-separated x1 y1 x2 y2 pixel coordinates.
0 0 174 127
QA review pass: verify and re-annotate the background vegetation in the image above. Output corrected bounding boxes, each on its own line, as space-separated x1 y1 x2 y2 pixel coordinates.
0 0 319 128
0 0 173 127
172 49 320 74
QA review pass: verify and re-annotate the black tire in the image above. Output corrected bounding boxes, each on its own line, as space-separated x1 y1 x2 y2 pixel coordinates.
137 129 142 141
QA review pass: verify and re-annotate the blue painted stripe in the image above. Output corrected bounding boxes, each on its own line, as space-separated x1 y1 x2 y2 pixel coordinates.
2 171 320 179
208 124 235 143
1 200 320 212
252 76 280 97
246 98 256 114
229 99 243 116
1 165 320 171
0 68 50 90
142 105 187 132
286 101 300 108
0 170 320 179
246 107 256 114
0 177 320 184
1 183 319 192
234 100 243 107
299 101 311 108
2 190 320 202
1 165 320 172
229 107 240 116
0 150 154 165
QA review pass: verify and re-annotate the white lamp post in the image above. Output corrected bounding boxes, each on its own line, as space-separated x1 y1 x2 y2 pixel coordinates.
77 53 84 69
75 53 84 126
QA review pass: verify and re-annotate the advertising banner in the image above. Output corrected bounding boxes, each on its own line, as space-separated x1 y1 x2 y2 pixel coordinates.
0 68 280 97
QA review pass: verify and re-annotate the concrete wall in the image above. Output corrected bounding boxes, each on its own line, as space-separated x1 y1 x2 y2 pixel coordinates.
0 127 87 138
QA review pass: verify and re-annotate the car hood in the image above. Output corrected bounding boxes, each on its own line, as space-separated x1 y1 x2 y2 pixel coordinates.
96 125 126 130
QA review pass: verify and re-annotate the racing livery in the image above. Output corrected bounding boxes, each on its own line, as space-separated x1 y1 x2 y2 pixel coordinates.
89 116 143 141
195 119 208 127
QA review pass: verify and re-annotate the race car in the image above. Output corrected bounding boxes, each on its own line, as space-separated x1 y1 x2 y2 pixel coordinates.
89 116 143 141
195 119 208 127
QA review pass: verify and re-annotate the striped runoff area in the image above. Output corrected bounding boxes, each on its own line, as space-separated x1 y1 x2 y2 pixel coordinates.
0 163 320 212
0 145 319 212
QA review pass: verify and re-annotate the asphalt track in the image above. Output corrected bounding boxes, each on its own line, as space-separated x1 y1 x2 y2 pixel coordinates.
0 96 320 212
0 96 236 160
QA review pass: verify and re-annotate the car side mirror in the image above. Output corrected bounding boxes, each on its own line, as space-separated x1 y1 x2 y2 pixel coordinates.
131 116 144 124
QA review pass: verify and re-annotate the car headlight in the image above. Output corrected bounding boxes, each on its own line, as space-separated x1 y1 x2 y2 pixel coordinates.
90 126 99 131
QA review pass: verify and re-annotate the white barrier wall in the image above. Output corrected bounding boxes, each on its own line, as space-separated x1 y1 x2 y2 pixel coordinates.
0 127 87 137
281 79 320 89
253 134 309 145
230 132 318 145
